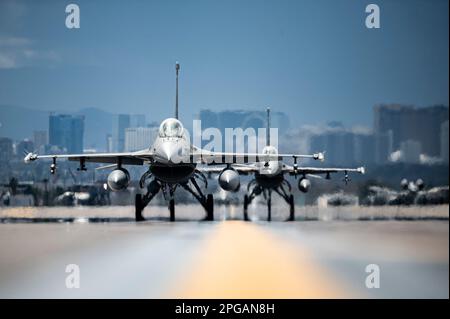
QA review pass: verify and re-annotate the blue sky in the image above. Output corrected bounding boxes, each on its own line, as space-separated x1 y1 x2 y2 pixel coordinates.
0 0 448 126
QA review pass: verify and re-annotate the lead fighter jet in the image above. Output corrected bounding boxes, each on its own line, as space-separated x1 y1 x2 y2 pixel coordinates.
205 107 365 221
24 62 326 222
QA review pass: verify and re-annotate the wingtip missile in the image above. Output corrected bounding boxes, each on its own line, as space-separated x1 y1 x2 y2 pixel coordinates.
24 152 38 163
313 152 325 161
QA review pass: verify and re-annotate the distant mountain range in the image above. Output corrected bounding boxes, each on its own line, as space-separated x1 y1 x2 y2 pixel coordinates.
0 105 113 150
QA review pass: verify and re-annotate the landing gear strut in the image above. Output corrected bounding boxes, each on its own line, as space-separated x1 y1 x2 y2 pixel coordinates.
135 176 214 222
288 194 295 221
169 198 175 222
243 195 250 221
243 184 261 221
205 194 214 221
135 179 160 222
135 194 145 222
244 178 295 222
181 178 214 221
267 190 272 222
274 182 295 222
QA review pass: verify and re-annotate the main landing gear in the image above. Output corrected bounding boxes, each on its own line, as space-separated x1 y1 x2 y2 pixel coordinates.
244 179 295 222
135 177 214 222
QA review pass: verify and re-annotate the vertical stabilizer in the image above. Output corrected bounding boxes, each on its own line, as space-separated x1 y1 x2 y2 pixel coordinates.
175 62 180 119
266 107 271 146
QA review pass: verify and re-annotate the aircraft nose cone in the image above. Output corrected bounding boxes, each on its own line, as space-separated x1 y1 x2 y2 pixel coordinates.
160 142 182 163
260 161 279 175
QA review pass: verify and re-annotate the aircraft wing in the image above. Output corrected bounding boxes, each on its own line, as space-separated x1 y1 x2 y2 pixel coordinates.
283 165 365 176
24 150 154 165
199 164 365 178
192 148 324 164
197 164 259 174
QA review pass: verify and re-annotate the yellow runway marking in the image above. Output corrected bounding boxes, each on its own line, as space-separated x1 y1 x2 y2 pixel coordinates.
171 221 352 298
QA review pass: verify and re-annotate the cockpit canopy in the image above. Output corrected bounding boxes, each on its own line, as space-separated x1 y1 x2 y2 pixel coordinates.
159 118 184 138
262 145 278 155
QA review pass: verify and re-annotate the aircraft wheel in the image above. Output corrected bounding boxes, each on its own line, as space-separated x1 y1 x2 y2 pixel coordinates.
135 194 145 222
169 199 175 222
267 196 272 222
205 194 214 221
243 195 250 221
288 194 295 222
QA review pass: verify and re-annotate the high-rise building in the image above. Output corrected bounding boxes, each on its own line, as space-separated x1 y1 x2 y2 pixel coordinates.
374 131 393 164
130 114 146 128
16 139 34 158
374 104 448 157
441 121 449 163
0 137 13 162
198 109 290 151
309 130 356 166
400 140 422 164
112 114 149 152
308 127 377 166
124 127 159 152
199 109 289 133
106 134 113 153
112 114 130 152
354 133 376 165
49 114 84 153
33 130 48 150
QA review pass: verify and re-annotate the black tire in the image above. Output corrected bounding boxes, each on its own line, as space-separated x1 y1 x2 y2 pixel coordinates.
267 197 272 222
243 195 249 221
135 194 145 222
205 194 214 221
288 194 295 222
169 199 175 222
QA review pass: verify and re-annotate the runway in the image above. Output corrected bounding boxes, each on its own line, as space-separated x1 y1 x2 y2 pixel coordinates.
0 205 448 298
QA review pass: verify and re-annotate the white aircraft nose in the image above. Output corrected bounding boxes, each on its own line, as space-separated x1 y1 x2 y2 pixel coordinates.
260 161 280 175
160 142 182 163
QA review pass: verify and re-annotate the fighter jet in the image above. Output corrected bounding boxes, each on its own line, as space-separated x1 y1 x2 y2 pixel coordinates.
24 62 323 222
205 107 365 221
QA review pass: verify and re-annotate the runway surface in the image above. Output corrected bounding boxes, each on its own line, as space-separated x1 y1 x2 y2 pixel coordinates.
0 205 448 298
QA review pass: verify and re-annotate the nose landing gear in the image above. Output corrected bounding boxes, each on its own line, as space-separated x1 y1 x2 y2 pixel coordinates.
135 176 214 222
244 179 295 222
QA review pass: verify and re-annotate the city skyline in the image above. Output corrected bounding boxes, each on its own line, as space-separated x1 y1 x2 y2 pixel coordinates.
0 103 448 168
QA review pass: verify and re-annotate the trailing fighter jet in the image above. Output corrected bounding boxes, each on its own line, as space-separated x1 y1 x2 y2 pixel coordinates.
24 62 324 222
205 107 365 221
